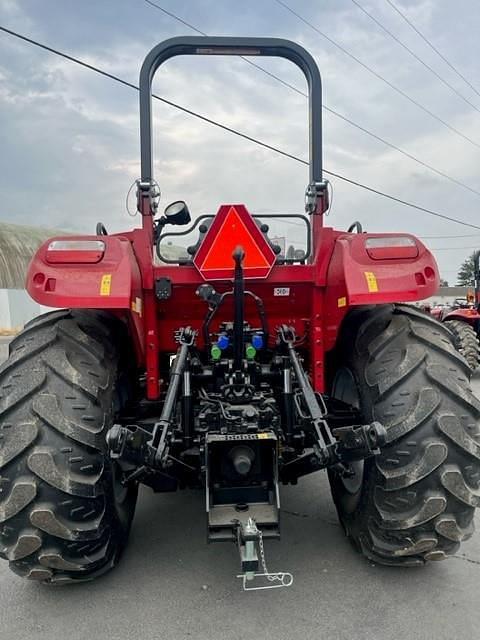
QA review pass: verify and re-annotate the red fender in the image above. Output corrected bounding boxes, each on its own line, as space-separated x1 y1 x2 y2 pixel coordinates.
324 232 439 348
441 308 480 325
26 234 144 358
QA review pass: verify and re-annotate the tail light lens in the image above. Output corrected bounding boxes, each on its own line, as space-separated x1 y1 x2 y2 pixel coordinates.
46 240 106 264
365 236 418 260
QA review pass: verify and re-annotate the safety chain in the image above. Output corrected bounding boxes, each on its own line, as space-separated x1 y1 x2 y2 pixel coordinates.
257 528 281 583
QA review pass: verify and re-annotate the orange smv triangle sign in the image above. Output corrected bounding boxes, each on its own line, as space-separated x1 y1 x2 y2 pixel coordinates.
194 204 276 280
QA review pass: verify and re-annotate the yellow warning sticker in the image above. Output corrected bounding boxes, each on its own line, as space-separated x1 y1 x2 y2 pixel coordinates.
364 271 378 293
337 296 347 308
100 274 112 296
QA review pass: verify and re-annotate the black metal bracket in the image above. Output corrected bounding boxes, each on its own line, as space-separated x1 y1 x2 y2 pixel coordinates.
106 423 157 470
155 277 172 300
333 422 386 462
237 518 260 574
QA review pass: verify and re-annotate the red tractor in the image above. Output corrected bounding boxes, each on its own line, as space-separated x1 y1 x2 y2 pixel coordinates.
432 255 480 370
1 37 479 587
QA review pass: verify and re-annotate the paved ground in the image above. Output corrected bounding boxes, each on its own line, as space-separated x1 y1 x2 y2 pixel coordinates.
1 338 480 640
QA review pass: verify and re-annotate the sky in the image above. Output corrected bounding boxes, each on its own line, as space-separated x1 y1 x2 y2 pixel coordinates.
0 0 480 283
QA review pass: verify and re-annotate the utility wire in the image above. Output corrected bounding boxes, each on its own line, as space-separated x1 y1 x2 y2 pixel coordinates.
430 246 480 251
351 0 480 114
142 0 480 200
2 24 480 231
385 0 480 100
143 1 306 95
421 233 480 240
273 0 480 150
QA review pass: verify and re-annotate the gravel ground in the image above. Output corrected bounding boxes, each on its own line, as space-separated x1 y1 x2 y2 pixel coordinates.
1 336 480 640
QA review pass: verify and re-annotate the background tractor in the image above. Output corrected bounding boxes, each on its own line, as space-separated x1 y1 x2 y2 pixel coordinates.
432 251 480 370
1 36 479 588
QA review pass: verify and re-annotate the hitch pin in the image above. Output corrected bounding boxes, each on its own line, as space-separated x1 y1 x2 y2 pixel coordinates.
236 572 294 592
236 518 293 591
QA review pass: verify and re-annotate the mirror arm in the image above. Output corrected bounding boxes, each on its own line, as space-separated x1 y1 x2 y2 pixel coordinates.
153 217 168 243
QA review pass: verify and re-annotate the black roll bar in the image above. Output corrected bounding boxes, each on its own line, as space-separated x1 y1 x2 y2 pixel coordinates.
139 36 323 187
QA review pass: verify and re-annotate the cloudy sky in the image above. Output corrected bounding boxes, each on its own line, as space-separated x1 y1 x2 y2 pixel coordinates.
1 0 479 283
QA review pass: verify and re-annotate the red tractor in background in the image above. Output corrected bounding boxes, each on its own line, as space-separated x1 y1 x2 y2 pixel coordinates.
1 37 479 588
431 251 480 370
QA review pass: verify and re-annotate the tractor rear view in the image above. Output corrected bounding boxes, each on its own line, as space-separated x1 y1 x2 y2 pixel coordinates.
1 37 480 588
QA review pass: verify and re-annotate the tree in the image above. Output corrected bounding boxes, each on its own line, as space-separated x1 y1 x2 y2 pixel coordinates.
439 278 449 287
457 252 477 286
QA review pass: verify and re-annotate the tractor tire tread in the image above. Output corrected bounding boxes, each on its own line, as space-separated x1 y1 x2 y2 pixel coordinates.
0 310 135 583
444 319 480 371
330 304 480 566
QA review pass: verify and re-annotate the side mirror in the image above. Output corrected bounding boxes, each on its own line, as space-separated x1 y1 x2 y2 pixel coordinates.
164 201 191 226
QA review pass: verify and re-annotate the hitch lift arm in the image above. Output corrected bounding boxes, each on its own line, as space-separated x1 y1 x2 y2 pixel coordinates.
107 327 197 476
278 326 387 482
150 327 196 464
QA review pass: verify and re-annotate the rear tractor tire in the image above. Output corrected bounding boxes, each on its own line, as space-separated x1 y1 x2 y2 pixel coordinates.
444 319 480 372
328 304 480 565
0 310 137 583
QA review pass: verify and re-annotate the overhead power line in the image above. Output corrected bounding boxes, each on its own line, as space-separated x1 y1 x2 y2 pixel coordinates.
384 0 480 100
273 0 480 150
2 24 480 231
142 0 480 200
421 234 480 240
351 0 480 114
429 246 480 251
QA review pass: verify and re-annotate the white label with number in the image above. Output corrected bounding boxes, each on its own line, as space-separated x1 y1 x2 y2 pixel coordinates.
274 287 290 297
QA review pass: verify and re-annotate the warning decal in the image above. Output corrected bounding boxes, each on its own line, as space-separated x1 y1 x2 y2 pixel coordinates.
193 204 276 280
100 274 112 296
364 271 378 293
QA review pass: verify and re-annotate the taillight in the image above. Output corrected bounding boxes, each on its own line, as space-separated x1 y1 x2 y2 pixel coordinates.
365 236 418 260
46 240 106 264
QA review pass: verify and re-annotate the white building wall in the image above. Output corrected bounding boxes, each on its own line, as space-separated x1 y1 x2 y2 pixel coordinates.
0 289 55 330
0 290 11 329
